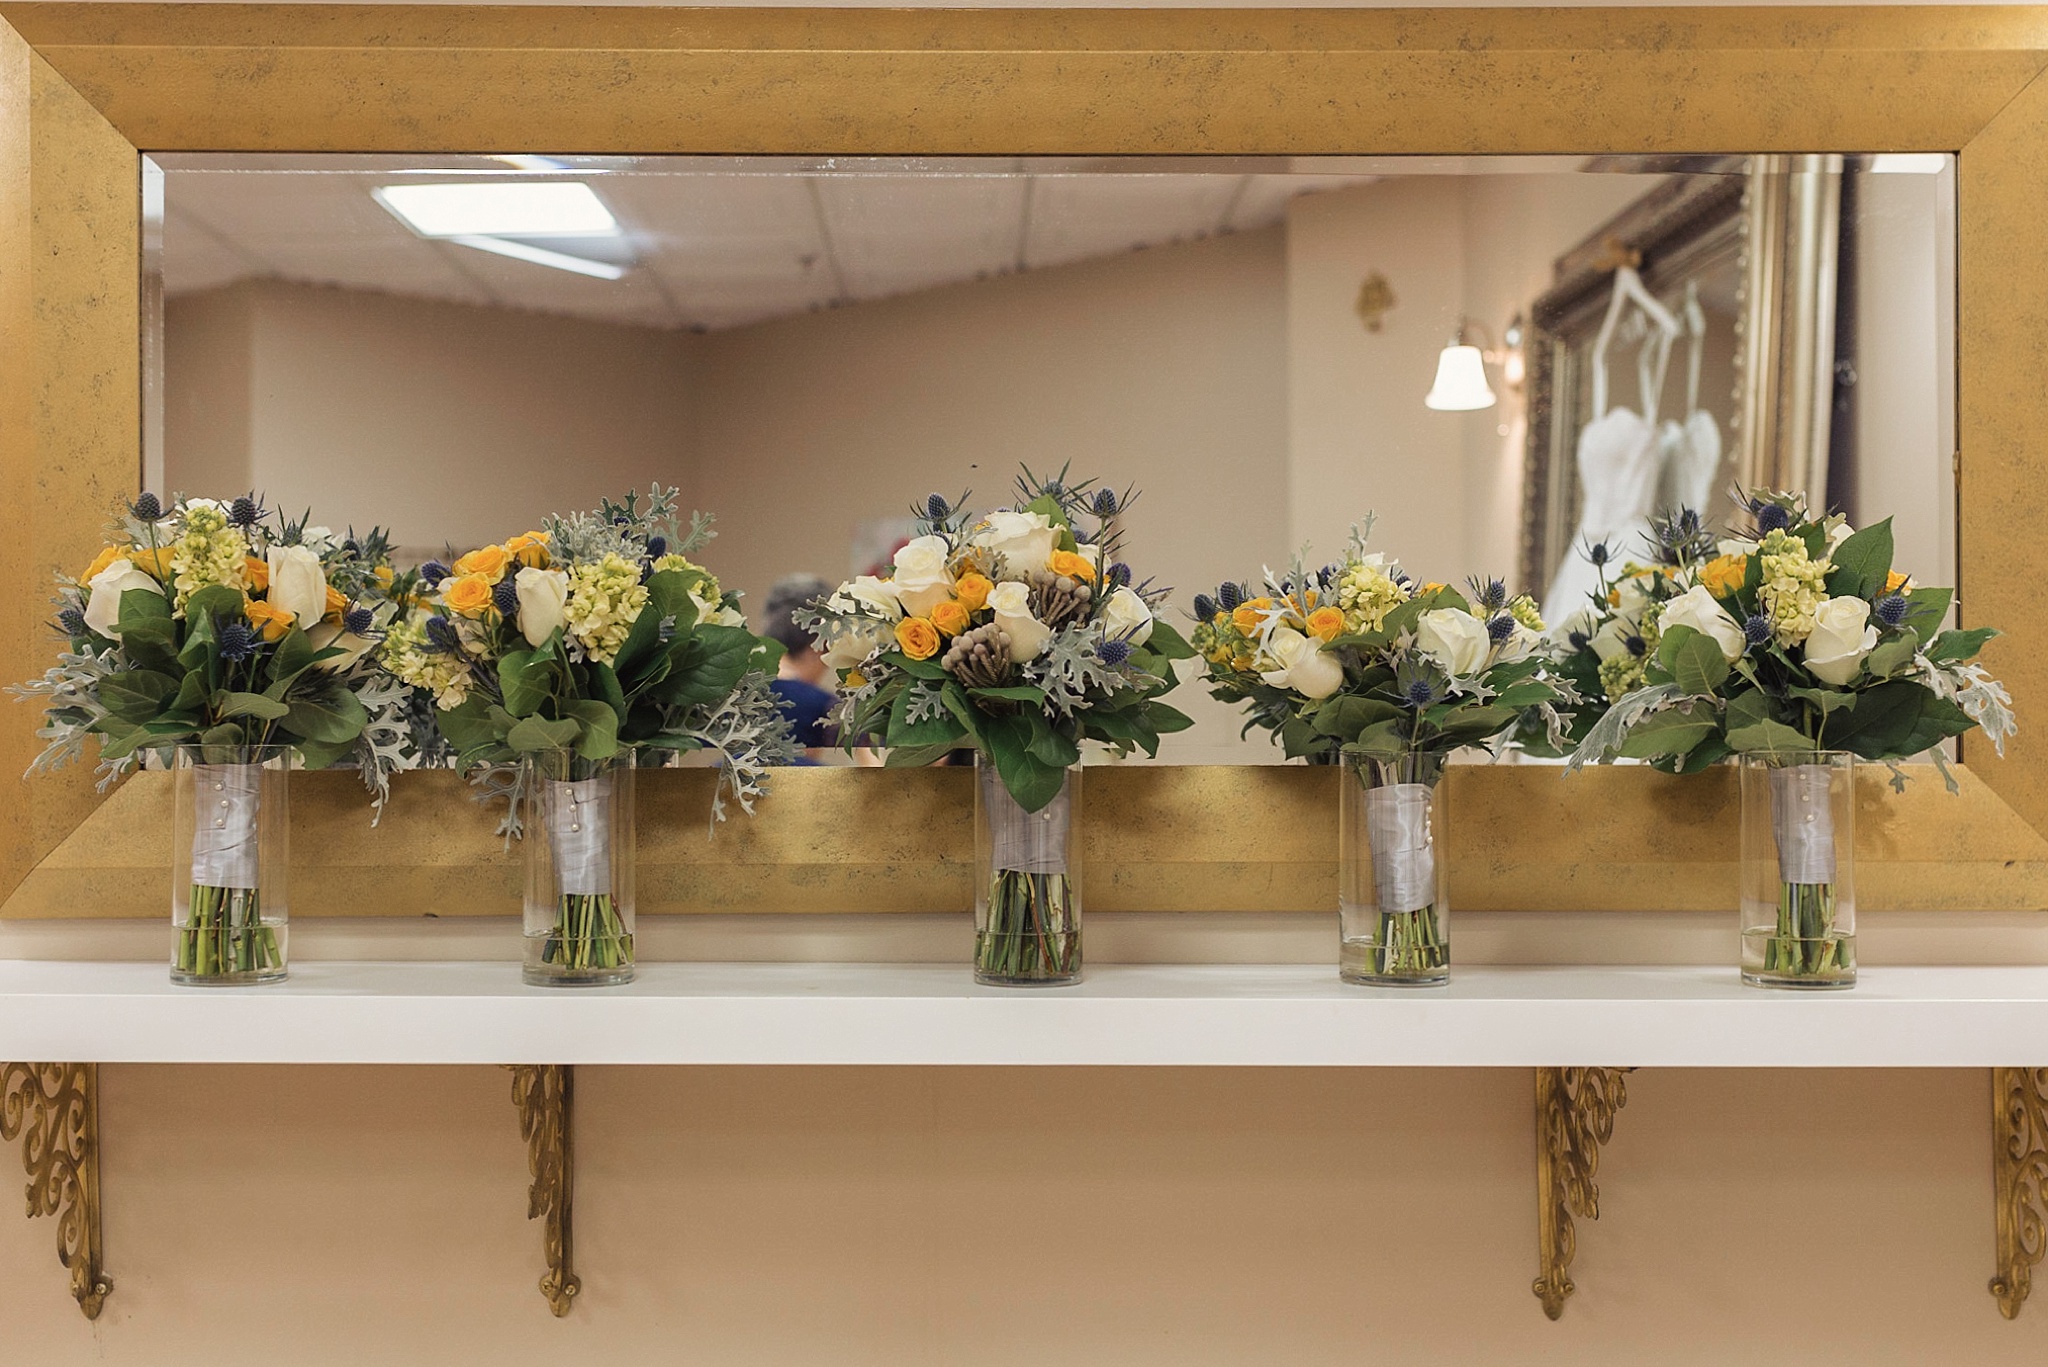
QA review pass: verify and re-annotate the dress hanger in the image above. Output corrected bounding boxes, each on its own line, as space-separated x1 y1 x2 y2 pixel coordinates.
1590 265 1681 418
1683 279 1706 417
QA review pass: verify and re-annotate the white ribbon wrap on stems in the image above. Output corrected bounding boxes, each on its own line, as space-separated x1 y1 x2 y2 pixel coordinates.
1769 764 1838 885
983 766 1072 875
189 763 263 889
545 775 615 896
1366 782 1437 914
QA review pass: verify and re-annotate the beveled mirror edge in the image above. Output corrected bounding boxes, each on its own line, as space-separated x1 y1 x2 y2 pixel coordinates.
0 5 2041 917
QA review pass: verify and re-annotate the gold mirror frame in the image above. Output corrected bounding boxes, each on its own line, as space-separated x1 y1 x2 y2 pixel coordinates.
1 5 2044 920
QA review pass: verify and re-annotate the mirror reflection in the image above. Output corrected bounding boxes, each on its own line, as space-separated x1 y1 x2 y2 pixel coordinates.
151 153 1956 760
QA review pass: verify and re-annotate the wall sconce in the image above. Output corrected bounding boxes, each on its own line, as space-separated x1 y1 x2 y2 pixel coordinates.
1424 315 1525 412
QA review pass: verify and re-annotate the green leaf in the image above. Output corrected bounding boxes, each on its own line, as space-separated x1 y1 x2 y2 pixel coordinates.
1902 587 1953 646
1786 685 1860 717
266 629 318 690
282 690 368 745
1725 716 1820 756
559 699 621 760
588 662 628 724
1860 636 1918 681
183 584 245 624
1342 718 1411 761
1822 679 1975 760
880 742 961 768
1617 706 1718 759
1278 717 1327 761
1825 518 1893 600
886 687 965 748
435 696 506 759
878 649 947 681
498 646 559 718
1927 626 1998 664
1143 701 1194 735
664 625 767 711
506 715 583 753
967 685 1047 705
116 585 173 632
1139 618 1196 662
1656 625 1731 697
980 713 1067 812
213 690 290 721
1023 712 1081 769
293 737 356 771
1312 695 1404 742
99 670 178 724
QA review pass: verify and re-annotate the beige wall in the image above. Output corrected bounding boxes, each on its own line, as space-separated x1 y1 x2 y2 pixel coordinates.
167 278 700 556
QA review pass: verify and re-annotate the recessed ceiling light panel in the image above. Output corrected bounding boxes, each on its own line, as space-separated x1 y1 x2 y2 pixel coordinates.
373 182 618 238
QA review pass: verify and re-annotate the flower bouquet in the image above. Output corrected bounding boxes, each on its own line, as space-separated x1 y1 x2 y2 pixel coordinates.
1522 508 1721 754
13 494 413 984
798 470 1194 986
381 487 793 985
1193 523 1578 984
1569 491 2014 987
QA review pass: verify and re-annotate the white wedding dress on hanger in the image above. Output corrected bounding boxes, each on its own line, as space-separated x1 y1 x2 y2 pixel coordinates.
1542 268 1679 627
1656 281 1723 518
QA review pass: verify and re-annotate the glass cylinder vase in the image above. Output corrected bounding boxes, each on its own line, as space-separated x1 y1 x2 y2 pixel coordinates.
1740 750 1856 989
1338 752 1449 986
523 752 636 987
973 756 1082 986
171 742 290 986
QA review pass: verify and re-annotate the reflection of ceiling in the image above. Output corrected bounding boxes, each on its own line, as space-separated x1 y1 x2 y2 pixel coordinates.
162 168 1373 333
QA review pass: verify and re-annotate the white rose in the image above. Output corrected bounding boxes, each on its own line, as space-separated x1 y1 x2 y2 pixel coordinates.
828 575 903 622
987 581 1052 662
1259 626 1344 700
301 525 339 553
1590 616 1635 664
890 535 955 617
1100 586 1153 648
1804 595 1879 685
305 620 377 670
82 559 166 637
822 621 888 671
1825 519 1854 552
1495 623 1541 665
1717 537 1759 558
1612 574 1655 622
971 510 1058 572
515 566 570 647
1415 608 1490 676
266 545 329 627
1661 585 1747 663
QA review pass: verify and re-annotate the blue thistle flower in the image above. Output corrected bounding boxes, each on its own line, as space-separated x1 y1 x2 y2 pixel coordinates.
130 492 163 522
1743 614 1772 649
57 606 88 638
1405 678 1437 708
1625 633 1647 658
1091 488 1119 517
1588 541 1610 567
1097 638 1133 666
343 606 376 635
1567 629 1590 651
1218 582 1245 612
228 494 260 528
1193 592 1218 621
420 560 451 587
1469 577 1509 612
424 616 461 654
1317 564 1339 589
1487 612 1517 644
491 577 519 616
217 620 258 662
1756 502 1793 534
1874 593 1909 628
1043 478 1065 498
645 535 667 559
1107 563 1132 588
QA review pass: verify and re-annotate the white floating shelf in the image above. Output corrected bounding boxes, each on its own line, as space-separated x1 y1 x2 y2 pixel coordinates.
4 961 2048 1067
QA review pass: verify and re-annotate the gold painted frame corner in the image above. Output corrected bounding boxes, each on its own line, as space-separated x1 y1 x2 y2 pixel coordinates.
1 5 2045 918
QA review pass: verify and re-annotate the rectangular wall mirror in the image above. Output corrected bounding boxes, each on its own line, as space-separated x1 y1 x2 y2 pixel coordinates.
148 151 1957 760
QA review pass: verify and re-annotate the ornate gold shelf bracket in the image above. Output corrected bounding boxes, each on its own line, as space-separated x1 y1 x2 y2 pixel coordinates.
1533 1065 1629 1320
0 1063 111 1320
509 1064 579 1316
1991 1066 2048 1319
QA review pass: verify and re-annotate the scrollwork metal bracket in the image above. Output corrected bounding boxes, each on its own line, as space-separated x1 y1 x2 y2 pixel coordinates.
1 1062 111 1319
509 1064 579 1316
1991 1066 2048 1318
1534 1065 1629 1320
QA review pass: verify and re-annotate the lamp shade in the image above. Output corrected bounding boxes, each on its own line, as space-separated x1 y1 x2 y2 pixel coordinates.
1424 343 1497 411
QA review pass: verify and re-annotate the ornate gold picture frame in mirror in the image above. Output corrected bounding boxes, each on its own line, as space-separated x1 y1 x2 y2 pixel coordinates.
0 5 2043 918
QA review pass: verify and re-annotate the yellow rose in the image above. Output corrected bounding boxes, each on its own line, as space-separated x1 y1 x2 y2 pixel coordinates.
80 546 123 583
506 532 551 568
442 573 496 618
929 599 971 637
1700 553 1748 598
953 573 993 613
242 555 270 592
1232 597 1273 635
454 544 512 579
1048 549 1094 581
243 596 295 642
844 667 868 690
132 545 177 578
1307 606 1345 642
1884 569 1911 594
373 566 395 589
324 584 350 622
895 617 942 661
